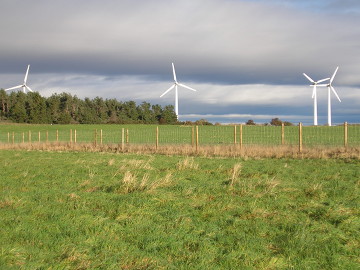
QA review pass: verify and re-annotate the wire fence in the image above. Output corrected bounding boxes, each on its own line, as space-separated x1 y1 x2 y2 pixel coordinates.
0 123 359 150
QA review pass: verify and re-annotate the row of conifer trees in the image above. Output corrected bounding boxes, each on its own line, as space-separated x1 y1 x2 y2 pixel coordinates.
0 90 178 124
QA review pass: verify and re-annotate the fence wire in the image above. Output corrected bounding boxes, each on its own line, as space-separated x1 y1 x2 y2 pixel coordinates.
0 124 359 148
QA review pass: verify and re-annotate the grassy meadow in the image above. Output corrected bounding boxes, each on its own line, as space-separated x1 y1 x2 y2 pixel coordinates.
0 150 359 269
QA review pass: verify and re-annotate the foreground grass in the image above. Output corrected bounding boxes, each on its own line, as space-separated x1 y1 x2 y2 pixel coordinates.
0 150 359 269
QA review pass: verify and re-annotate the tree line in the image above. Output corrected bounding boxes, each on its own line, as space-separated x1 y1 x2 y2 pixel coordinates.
0 90 178 124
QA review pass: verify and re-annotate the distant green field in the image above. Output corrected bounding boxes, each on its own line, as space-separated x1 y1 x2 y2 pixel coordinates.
0 150 359 269
0 123 359 147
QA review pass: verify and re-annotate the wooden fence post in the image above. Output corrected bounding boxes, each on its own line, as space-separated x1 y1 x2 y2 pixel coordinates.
29 131 31 143
121 128 125 151
299 122 303 153
38 131 41 143
126 129 129 144
234 125 237 145
94 129 98 146
239 124 243 150
22 132 25 143
281 123 285 145
191 126 195 146
70 129 73 143
344 122 348 148
46 131 49 143
100 129 103 145
156 126 159 150
7 132 10 143
74 129 77 143
196 126 199 153
12 132 14 144
56 130 59 142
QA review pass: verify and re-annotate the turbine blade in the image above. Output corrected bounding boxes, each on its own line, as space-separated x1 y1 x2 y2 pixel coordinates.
178 83 197 92
24 65 30 83
160 84 175 97
172 63 177 82
312 85 316 99
303 73 314 83
5 85 23 91
317 77 330 83
331 86 341 102
330 66 339 83
25 85 33 92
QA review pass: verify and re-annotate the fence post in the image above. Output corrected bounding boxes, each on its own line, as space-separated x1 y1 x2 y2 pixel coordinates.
38 131 41 143
74 129 77 143
7 132 9 143
29 131 31 143
46 131 49 143
281 123 285 145
22 132 25 143
239 124 243 150
70 129 73 143
156 126 159 150
234 125 237 145
191 126 195 146
56 130 59 142
121 128 125 151
126 129 129 144
100 129 103 145
344 122 348 148
12 132 14 144
196 126 199 153
299 122 303 153
94 129 98 146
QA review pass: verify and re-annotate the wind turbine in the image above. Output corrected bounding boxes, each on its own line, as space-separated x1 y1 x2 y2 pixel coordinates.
325 67 341 126
5 65 34 93
160 63 197 118
303 72 329 126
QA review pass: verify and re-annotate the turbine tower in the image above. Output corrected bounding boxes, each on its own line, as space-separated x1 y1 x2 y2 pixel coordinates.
5 65 34 93
160 63 197 118
303 72 329 126
325 67 341 126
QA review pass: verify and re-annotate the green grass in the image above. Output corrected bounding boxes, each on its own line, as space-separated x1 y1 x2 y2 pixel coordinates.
0 123 359 147
0 150 359 269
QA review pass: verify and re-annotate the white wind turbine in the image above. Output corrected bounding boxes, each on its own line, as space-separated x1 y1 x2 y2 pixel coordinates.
160 63 197 118
325 66 341 126
5 65 34 93
303 72 330 126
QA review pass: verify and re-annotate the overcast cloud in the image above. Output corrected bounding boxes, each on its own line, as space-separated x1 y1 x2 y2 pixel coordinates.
0 0 359 124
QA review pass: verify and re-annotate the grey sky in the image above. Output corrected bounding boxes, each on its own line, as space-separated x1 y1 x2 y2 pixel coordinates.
0 0 359 124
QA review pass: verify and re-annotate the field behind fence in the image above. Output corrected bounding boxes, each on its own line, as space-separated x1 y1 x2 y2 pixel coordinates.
1 123 359 151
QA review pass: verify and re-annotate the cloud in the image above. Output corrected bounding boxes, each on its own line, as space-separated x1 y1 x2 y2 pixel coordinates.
1 1 360 85
0 0 359 125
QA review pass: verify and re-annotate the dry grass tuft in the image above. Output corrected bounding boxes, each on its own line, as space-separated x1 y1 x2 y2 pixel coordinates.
304 183 324 198
177 157 199 170
230 163 242 188
108 158 115 166
149 172 173 192
122 171 138 193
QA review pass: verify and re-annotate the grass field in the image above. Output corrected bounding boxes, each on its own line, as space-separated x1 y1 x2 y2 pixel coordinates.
1 123 360 147
0 150 359 269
